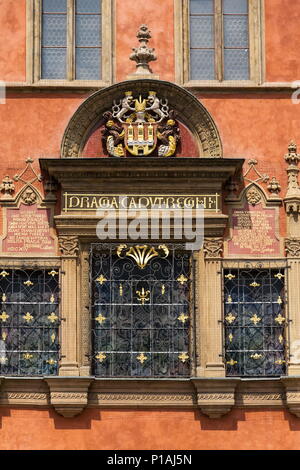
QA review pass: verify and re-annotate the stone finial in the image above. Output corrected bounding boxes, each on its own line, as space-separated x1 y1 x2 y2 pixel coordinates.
284 141 300 214
129 25 157 77
267 177 281 195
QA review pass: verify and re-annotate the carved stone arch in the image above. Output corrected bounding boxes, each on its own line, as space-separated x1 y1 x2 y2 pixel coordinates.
242 182 274 207
61 79 223 158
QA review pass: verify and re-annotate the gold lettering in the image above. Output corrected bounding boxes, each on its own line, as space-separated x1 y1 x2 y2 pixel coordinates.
90 197 98 208
80 197 90 209
69 196 80 208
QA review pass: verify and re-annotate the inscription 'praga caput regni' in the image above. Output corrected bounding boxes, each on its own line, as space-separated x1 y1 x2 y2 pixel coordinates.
102 91 180 157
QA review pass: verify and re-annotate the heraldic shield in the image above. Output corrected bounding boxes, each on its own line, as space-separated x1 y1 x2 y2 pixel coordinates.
102 91 180 158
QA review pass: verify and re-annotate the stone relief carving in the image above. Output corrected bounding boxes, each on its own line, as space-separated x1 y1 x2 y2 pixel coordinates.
285 238 300 257
203 238 223 258
58 236 79 257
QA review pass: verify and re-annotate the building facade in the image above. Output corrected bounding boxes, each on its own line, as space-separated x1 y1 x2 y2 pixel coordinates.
1 0 300 450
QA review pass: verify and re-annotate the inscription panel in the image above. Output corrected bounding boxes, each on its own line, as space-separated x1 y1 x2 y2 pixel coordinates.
1 204 55 254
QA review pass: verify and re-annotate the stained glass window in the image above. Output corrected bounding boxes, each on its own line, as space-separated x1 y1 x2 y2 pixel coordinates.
224 268 287 377
41 0 102 80
189 0 250 81
90 244 192 378
0 269 60 376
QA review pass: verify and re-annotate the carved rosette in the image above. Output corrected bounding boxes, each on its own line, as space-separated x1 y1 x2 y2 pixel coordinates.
285 238 300 258
46 378 92 418
203 238 223 258
59 236 79 257
192 379 239 419
246 186 262 206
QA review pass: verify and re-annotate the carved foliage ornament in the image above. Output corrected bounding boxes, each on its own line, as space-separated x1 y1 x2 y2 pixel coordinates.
203 238 223 258
102 91 180 158
58 236 79 257
285 238 300 258
246 186 262 206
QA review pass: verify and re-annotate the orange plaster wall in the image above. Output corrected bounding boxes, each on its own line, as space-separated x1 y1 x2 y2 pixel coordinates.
115 0 175 83
265 0 300 82
1 408 300 450
0 0 26 82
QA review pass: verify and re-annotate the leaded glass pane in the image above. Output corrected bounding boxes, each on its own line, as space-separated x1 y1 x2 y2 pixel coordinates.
224 268 287 377
42 48 67 79
0 269 60 376
190 0 214 14
224 16 248 48
42 14 67 47
43 0 67 13
91 244 191 378
224 49 249 80
223 0 248 14
75 48 101 79
190 50 215 80
75 15 101 47
76 0 101 13
190 16 214 48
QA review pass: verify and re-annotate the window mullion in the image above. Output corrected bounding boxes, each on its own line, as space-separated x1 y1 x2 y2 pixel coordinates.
215 0 223 81
67 0 75 81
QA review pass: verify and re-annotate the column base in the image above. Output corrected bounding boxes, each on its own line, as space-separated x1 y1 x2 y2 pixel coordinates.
203 363 226 378
59 363 80 377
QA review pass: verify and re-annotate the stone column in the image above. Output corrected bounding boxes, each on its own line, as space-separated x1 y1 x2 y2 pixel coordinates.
58 235 80 376
285 240 300 375
202 238 225 377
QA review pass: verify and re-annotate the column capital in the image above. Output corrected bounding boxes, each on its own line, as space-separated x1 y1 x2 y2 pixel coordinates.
58 235 79 257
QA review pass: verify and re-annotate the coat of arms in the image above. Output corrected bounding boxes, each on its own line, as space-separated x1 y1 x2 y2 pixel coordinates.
102 91 180 157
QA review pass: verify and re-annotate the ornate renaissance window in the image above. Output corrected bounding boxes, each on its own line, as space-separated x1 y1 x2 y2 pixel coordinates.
223 267 287 377
175 0 263 85
0 268 60 376
90 244 193 378
30 0 112 85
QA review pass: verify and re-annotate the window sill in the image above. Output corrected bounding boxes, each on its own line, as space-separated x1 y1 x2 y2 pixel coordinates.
0 376 299 419
4 80 111 92
182 80 298 91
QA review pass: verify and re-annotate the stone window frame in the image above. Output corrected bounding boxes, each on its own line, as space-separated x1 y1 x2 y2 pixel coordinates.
27 0 113 88
174 0 264 87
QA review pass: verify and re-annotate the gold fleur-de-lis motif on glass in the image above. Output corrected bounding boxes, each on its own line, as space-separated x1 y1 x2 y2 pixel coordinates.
178 313 189 324
48 312 58 323
0 311 9 322
137 353 148 364
2 332 7 341
227 359 237 366
136 288 150 305
250 353 262 360
277 296 283 305
250 281 260 288
275 273 284 280
0 357 7 364
275 359 286 365
2 294 6 302
95 313 106 325
24 280 33 287
177 274 188 285
161 284 165 295
96 274 107 285
48 270 58 277
178 352 189 363
227 295 233 304
250 314 261 325
228 333 233 343
96 352 107 363
278 334 284 344
50 295 55 304
23 353 33 360
225 273 235 280
225 312 236 324
23 312 33 323
275 314 286 325
47 359 57 365
119 284 123 296
0 271 9 278
51 333 56 344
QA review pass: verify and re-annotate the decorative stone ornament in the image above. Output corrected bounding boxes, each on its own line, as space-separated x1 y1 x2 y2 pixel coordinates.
267 177 281 195
203 238 223 258
20 186 38 205
45 378 92 418
246 186 262 206
285 238 300 257
129 25 157 77
192 378 240 419
0 176 15 199
58 236 79 257
284 141 300 214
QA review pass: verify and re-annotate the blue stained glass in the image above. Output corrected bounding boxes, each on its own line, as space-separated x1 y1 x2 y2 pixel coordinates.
76 48 101 79
42 14 67 47
43 0 67 13
76 0 101 13
42 48 67 79
75 15 101 47
190 16 214 48
190 0 214 14
190 49 215 80
223 0 248 14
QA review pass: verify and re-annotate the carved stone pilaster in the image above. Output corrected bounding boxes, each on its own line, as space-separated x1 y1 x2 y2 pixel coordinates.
203 238 223 258
192 379 239 419
285 238 300 258
284 141 300 214
59 236 79 257
46 378 92 418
